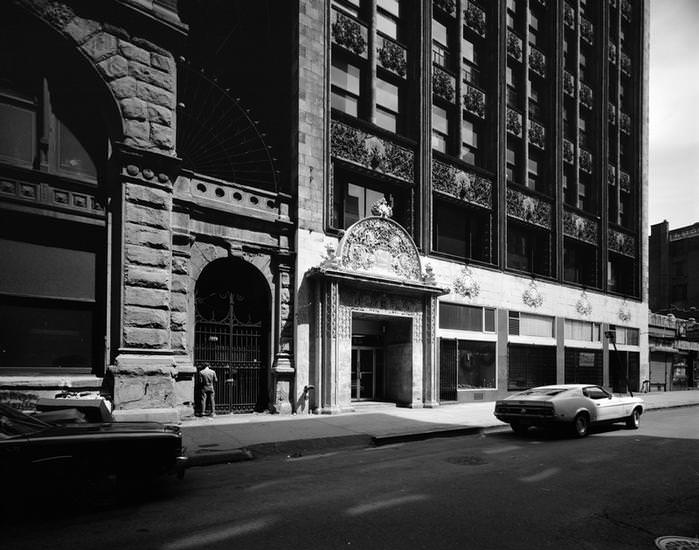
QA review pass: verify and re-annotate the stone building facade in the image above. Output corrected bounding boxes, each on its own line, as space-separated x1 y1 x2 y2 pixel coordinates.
0 0 294 420
1 0 651 420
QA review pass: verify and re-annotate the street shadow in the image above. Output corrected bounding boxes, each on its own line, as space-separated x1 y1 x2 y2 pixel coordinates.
1 473 188 524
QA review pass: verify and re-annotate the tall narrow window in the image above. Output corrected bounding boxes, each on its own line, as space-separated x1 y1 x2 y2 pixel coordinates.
375 77 399 132
377 0 400 39
461 117 480 165
432 104 449 153
331 58 361 117
432 19 449 67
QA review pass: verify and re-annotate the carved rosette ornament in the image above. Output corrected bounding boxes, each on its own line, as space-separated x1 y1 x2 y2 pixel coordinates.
522 279 544 308
576 291 592 316
339 217 422 281
453 266 481 299
618 300 632 322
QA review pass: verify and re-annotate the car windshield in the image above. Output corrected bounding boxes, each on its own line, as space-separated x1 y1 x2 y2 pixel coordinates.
0 404 51 438
515 388 567 397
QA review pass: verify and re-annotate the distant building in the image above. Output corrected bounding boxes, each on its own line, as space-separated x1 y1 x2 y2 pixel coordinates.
649 220 699 318
648 312 698 391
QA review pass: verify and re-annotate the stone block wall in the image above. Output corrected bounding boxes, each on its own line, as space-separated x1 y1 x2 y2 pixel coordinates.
21 0 177 155
296 0 326 233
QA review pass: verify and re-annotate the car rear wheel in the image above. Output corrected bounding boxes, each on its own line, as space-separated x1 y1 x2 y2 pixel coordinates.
625 408 641 429
510 422 529 435
573 413 590 438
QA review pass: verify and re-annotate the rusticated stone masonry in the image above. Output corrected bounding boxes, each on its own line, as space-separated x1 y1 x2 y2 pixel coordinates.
122 176 173 349
19 0 176 154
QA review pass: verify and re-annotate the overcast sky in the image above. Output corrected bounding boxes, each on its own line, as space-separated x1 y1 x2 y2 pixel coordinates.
649 0 699 230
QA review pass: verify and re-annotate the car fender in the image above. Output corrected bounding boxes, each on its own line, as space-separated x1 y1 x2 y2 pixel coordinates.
571 406 595 423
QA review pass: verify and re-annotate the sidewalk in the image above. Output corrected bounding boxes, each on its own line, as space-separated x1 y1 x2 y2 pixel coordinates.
180 390 699 467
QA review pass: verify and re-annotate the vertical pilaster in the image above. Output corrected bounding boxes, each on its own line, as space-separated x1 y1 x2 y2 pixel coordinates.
271 262 294 414
110 145 183 422
423 295 439 407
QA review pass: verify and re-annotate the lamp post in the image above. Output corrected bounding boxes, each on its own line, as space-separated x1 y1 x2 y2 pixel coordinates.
605 329 632 397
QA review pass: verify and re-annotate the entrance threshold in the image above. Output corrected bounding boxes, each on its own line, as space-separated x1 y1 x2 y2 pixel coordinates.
351 400 397 412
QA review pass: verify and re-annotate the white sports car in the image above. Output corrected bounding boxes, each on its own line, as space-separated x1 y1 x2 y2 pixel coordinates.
494 384 644 437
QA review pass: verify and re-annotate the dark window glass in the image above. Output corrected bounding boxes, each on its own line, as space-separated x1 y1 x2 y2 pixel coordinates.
508 344 556 390
507 223 550 276
0 300 94 369
433 199 490 262
565 349 603 385
0 102 35 166
564 240 598 287
484 308 495 332
439 302 483 331
457 340 496 389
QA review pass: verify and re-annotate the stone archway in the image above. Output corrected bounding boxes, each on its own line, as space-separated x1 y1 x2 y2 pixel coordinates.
194 257 272 413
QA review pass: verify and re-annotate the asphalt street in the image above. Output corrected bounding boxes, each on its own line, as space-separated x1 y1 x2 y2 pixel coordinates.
3 407 698 550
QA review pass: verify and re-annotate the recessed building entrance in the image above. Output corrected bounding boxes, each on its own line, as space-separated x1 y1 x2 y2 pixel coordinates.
351 347 383 400
351 314 413 405
194 258 270 413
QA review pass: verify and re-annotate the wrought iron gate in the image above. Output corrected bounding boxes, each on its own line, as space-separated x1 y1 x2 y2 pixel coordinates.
194 291 265 413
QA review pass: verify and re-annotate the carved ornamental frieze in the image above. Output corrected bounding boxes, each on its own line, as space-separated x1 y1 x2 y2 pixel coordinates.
432 160 492 209
506 187 552 229
331 121 414 183
608 229 636 258
563 210 598 245
338 216 422 281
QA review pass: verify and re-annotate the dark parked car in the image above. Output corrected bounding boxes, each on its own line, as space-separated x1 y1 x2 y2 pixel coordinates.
0 403 187 490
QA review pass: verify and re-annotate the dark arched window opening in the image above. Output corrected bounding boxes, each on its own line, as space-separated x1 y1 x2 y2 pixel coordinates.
0 13 109 374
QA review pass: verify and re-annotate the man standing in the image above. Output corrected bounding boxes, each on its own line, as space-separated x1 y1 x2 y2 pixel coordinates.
198 363 218 417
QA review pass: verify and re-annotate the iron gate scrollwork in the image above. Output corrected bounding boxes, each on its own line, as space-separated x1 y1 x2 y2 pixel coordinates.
194 290 265 413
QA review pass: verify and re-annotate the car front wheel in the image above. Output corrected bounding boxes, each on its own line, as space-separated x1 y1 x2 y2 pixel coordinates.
625 408 641 430
573 413 590 438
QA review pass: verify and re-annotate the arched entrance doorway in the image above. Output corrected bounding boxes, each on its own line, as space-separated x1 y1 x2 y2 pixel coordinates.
194 258 270 413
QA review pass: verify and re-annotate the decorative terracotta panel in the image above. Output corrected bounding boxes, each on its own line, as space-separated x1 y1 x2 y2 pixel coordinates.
331 8 368 58
608 228 636 257
563 210 598 245
463 84 486 118
377 36 407 78
464 1 486 37
506 187 552 229
432 159 492 209
331 121 414 183
433 65 456 103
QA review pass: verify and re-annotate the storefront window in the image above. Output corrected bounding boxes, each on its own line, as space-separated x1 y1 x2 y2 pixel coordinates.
457 340 496 389
564 348 602 385
508 344 556 390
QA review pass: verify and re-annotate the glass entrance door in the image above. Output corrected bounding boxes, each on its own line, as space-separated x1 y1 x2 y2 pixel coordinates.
351 347 378 400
